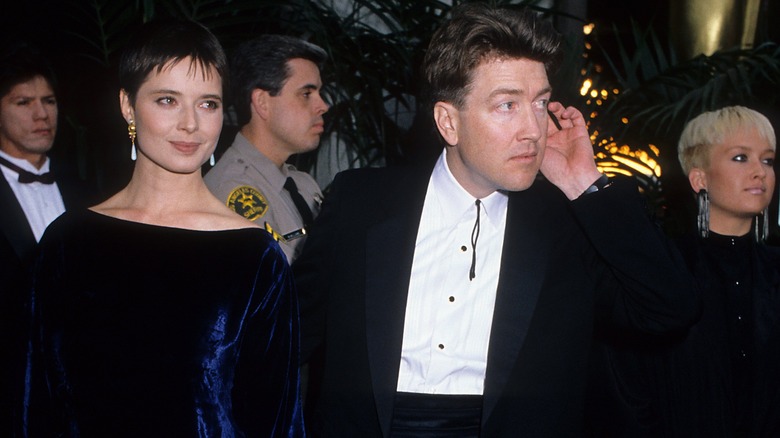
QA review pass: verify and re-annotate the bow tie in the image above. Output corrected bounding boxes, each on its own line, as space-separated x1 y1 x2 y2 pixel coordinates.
0 155 55 184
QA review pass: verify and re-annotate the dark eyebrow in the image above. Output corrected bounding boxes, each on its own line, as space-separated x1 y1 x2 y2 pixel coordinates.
149 89 222 101
150 89 182 96
489 85 552 99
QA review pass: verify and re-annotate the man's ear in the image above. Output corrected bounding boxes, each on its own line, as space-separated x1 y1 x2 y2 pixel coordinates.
119 89 134 123
433 102 459 146
250 88 270 120
688 167 708 193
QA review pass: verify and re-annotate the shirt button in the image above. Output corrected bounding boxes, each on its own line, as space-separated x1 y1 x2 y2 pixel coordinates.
460 245 467 252
438 344 444 350
449 296 455 302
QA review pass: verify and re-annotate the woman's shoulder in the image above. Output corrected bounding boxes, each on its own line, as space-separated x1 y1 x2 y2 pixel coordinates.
41 208 97 239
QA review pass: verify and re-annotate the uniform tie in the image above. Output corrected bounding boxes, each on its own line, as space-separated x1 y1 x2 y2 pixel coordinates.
0 155 55 184
469 199 481 281
284 177 314 227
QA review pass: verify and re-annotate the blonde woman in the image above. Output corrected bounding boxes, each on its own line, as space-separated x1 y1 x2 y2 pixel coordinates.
647 106 779 436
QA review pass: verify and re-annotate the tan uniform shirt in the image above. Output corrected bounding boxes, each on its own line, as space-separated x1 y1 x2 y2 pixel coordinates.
205 133 322 262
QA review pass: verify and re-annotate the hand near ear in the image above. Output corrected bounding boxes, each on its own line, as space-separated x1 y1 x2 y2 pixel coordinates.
541 102 602 200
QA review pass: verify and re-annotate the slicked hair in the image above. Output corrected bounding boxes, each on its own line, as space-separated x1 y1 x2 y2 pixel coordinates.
230 35 327 127
421 2 562 112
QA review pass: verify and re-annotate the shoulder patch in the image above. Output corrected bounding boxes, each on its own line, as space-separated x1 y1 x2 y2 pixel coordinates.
227 186 268 221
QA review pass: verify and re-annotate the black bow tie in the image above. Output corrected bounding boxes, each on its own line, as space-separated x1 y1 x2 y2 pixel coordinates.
0 155 55 184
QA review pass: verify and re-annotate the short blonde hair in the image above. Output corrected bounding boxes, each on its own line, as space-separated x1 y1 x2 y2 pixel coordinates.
677 106 776 175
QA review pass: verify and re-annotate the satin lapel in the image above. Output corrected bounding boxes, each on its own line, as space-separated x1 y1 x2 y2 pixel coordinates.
0 174 36 264
365 167 430 438
482 186 554 424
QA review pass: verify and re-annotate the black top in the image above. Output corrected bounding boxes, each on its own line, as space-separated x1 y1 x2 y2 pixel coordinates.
22 209 305 437
644 231 780 437
588 230 780 437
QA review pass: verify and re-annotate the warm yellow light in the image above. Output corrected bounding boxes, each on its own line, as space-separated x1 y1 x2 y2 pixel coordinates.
611 155 654 176
580 79 592 96
621 117 629 124
583 23 595 35
590 90 598 98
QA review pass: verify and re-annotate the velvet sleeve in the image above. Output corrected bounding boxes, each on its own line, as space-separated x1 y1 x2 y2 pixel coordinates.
22 218 77 437
232 241 306 438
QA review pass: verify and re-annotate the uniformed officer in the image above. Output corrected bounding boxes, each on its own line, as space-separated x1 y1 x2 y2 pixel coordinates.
205 35 328 262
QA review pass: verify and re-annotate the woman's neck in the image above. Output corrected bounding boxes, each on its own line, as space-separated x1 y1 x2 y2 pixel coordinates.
708 212 754 237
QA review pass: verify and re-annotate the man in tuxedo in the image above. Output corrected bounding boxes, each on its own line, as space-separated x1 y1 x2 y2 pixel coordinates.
293 3 697 437
0 43 92 435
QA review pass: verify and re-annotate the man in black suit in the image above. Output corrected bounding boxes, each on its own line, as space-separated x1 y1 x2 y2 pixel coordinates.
0 42 92 435
293 4 697 437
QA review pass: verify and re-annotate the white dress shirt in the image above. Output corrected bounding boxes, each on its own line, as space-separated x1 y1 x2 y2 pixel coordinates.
0 150 65 242
397 149 508 395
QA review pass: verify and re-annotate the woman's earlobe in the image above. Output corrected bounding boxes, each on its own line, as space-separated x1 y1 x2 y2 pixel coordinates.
688 168 707 192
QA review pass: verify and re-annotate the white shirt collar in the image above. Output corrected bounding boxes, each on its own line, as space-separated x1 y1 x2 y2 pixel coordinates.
431 149 508 228
0 149 51 174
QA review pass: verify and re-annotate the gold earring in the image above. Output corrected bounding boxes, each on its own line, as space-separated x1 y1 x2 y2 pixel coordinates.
128 120 137 161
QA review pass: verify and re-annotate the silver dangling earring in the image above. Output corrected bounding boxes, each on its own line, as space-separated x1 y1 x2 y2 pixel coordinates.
209 153 215 166
697 189 709 238
755 205 770 243
128 120 137 161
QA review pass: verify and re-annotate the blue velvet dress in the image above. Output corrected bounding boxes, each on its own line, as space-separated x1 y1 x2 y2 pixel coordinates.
22 209 305 437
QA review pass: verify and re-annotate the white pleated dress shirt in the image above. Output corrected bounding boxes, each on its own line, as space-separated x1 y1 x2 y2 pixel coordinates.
0 150 65 242
397 149 508 395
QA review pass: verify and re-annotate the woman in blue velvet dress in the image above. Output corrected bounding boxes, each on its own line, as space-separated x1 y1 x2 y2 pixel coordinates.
22 20 305 437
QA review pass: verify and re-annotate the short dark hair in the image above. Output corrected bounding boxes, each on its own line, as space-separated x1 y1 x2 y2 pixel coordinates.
118 19 228 105
421 3 562 112
230 35 327 126
0 41 58 100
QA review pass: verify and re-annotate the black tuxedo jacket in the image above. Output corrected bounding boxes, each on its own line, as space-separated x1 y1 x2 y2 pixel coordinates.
0 160 96 436
294 163 697 437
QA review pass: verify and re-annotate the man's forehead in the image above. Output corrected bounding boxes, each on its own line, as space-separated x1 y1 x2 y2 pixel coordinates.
5 76 54 97
470 57 550 91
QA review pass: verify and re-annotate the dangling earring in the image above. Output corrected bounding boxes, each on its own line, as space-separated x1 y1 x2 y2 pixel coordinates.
209 153 215 166
128 120 137 161
697 189 709 238
755 205 770 243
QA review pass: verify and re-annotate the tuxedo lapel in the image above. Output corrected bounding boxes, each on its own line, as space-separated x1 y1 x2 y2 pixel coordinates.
364 166 430 437
482 185 554 424
0 174 36 264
